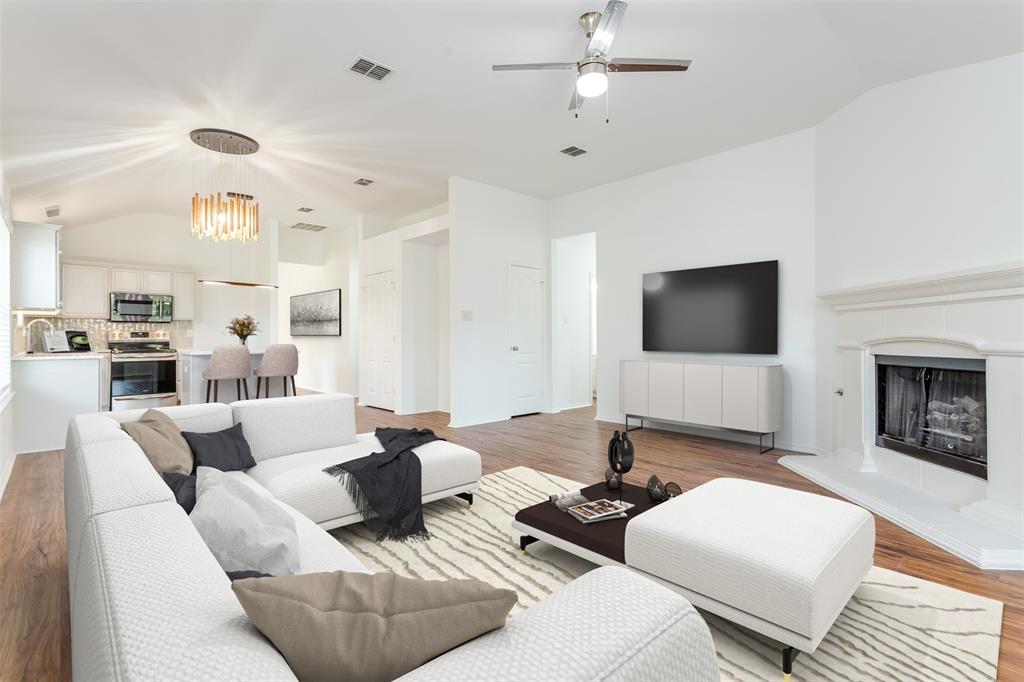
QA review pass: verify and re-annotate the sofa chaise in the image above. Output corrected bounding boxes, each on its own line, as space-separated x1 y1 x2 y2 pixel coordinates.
64 393 720 681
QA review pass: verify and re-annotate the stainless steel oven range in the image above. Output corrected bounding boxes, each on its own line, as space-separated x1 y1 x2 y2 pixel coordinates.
108 330 178 411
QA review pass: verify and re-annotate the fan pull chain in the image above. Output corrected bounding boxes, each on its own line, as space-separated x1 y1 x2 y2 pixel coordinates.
605 85 610 124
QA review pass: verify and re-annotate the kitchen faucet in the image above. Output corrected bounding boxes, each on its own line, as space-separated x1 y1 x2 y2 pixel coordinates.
24 318 55 353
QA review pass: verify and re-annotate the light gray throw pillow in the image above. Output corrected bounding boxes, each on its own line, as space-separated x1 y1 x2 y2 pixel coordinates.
190 466 299 576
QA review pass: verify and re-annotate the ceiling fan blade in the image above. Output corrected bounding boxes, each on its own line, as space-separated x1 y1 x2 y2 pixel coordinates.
586 0 627 57
492 62 576 71
608 58 691 72
569 88 585 111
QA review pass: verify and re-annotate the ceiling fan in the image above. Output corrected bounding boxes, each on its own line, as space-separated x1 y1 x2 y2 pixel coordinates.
492 0 691 114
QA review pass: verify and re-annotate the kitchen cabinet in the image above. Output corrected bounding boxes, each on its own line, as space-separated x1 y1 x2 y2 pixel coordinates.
14 354 102 453
172 272 195 320
62 263 110 318
12 221 61 311
144 270 173 294
110 268 141 292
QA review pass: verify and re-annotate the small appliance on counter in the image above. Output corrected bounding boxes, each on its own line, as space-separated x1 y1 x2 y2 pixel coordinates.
108 330 178 411
65 330 92 352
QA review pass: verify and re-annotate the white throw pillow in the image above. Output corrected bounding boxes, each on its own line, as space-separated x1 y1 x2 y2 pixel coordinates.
190 466 300 576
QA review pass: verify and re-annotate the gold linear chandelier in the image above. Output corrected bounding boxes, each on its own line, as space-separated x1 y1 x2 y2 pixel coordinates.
189 128 260 244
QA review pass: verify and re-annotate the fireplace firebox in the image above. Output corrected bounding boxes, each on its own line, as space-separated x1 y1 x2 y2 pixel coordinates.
875 355 987 479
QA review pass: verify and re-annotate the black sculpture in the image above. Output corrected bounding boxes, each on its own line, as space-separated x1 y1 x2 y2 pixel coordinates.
606 431 635 500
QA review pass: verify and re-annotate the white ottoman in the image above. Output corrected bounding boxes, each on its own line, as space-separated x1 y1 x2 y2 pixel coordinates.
624 478 874 676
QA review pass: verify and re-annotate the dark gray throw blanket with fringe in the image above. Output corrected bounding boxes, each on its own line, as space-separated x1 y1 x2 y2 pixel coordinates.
323 427 442 542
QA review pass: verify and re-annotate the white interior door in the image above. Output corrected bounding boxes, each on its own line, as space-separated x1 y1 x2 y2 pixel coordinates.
362 271 396 410
510 265 544 416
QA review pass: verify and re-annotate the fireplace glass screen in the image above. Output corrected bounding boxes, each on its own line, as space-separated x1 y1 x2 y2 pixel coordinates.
876 356 987 479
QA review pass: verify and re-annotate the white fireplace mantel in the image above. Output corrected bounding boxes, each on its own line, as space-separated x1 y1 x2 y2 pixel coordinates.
782 263 1024 569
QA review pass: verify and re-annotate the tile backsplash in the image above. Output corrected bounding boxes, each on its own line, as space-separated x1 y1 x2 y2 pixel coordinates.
14 316 193 354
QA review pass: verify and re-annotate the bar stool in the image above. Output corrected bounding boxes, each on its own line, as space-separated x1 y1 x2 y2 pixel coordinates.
254 344 298 398
203 346 251 402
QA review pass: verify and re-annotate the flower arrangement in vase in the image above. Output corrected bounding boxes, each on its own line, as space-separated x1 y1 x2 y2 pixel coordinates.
226 315 259 345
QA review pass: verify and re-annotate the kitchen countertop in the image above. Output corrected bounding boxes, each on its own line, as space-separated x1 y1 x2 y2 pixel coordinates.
14 351 109 362
178 348 266 356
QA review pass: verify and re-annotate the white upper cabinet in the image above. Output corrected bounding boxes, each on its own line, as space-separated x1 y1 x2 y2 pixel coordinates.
172 272 195 320
143 270 173 294
62 264 110 318
110 268 141 292
12 221 61 311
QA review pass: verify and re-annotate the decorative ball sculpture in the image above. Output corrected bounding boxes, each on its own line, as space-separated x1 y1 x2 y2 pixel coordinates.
664 481 683 499
604 468 621 490
646 474 665 502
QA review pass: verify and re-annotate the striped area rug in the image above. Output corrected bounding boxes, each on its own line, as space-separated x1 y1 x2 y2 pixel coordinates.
330 466 1003 681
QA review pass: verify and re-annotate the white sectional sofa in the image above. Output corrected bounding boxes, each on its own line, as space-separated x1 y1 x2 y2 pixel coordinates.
64 393 720 681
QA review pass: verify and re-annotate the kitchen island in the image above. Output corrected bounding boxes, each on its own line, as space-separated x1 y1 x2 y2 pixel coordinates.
178 348 292 404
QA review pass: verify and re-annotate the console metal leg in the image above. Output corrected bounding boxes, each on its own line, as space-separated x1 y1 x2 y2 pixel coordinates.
624 414 644 432
519 535 538 553
782 646 800 678
455 492 473 507
759 431 775 454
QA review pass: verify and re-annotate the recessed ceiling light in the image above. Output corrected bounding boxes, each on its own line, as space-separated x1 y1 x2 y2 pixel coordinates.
297 207 314 213
353 178 375 186
560 146 587 157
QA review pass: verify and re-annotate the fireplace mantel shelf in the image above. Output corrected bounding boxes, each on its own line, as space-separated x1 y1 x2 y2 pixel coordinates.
818 262 1024 310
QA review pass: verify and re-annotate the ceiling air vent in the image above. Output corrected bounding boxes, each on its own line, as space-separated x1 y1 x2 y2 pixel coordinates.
353 178 375 186
288 222 329 232
350 57 392 81
297 207 314 213
45 204 61 218
560 146 587 157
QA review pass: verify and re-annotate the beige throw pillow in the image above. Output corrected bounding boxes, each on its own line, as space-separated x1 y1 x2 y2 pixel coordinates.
232 571 516 682
121 409 193 475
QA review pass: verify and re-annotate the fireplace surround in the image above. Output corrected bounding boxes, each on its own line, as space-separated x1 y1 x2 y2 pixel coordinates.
875 355 987 480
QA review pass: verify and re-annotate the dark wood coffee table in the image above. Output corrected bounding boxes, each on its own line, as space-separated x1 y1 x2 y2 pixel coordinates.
512 481 657 564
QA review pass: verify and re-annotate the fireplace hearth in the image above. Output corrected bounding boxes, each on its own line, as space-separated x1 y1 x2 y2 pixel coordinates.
876 355 987 480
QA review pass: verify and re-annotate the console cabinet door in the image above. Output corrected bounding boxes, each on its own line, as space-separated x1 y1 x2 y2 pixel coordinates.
621 361 648 417
722 365 759 431
683 363 722 427
648 362 684 422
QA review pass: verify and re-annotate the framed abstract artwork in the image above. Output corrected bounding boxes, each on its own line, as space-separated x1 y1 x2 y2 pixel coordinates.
289 289 341 336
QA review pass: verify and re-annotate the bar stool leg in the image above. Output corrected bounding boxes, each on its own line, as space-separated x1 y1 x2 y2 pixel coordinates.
265 377 270 398
242 378 249 400
282 376 288 397
236 379 241 400
290 376 297 397
213 380 219 402
256 376 262 398
205 380 211 403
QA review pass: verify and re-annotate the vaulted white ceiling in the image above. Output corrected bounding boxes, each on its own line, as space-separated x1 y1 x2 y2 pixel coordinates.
2 1 1021 230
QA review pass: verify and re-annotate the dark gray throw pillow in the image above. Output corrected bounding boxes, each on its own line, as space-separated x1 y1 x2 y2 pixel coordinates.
182 423 256 472
163 472 197 513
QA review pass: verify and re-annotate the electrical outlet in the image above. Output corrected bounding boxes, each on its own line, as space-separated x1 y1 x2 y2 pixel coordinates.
461 311 473 322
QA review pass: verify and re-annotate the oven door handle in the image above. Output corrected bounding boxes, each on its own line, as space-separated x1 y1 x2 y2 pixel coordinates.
112 393 178 401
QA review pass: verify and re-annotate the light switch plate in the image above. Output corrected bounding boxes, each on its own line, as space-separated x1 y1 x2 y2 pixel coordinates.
461 310 473 322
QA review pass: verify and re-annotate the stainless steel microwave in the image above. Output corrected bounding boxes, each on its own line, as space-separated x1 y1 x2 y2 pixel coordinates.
110 292 174 323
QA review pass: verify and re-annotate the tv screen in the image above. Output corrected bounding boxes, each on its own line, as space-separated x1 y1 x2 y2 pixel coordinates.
642 260 778 354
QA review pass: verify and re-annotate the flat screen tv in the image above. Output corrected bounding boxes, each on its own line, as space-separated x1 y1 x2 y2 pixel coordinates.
643 260 778 354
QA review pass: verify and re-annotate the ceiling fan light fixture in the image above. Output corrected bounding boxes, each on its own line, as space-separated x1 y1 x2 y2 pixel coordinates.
576 61 608 98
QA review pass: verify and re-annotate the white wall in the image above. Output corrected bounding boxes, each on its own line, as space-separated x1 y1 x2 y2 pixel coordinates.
437 247 450 412
816 54 1024 292
400 240 440 413
0 157 14 501
277 227 356 394
548 130 820 453
551 232 596 411
448 177 549 427
60 211 279 349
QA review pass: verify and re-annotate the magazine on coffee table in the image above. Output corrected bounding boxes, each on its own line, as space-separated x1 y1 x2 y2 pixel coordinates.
550 489 590 511
567 498 634 524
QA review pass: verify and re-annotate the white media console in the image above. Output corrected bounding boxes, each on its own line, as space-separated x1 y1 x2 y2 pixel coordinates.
620 360 783 452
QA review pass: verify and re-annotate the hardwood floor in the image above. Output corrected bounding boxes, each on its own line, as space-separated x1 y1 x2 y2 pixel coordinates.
1 403 1021 681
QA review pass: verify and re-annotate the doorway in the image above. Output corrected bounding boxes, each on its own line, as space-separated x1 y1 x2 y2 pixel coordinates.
551 232 597 411
509 264 545 416
360 270 396 410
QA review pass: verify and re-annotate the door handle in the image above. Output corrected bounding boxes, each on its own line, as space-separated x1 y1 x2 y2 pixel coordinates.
511 346 519 351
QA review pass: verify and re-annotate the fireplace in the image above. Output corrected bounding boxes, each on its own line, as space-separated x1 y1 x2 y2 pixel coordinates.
876 355 987 480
